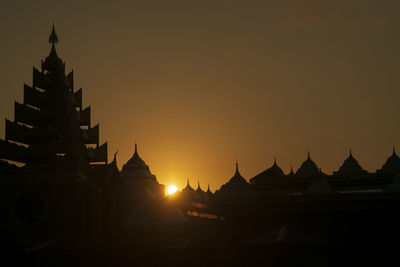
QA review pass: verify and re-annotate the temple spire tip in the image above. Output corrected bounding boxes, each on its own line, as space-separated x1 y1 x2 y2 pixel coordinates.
48 22 59 45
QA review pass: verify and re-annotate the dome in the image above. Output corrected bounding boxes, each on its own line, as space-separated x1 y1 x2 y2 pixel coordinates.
334 150 368 176
215 162 252 198
250 158 285 184
295 152 322 177
120 144 157 182
377 147 400 175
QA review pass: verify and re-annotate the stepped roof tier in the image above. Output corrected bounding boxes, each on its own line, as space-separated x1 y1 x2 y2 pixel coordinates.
120 144 158 183
0 25 107 176
215 162 252 198
250 158 285 184
377 147 400 175
333 150 368 176
295 152 324 178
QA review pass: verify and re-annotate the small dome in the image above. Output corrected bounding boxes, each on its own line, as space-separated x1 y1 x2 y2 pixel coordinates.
215 162 252 198
377 147 400 175
250 158 285 184
121 144 157 182
334 150 367 176
295 152 322 177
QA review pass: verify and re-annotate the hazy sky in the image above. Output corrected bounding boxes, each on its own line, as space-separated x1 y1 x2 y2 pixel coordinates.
1 0 400 191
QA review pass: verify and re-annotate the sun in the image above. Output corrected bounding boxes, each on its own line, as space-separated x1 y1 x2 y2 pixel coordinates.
167 185 178 195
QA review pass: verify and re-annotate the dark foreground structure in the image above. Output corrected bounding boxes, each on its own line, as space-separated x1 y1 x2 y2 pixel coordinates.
1 26 400 266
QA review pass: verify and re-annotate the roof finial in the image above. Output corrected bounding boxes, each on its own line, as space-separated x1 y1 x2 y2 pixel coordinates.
113 150 119 163
134 141 138 154
49 22 59 45
187 178 190 186
349 148 352 157
207 183 210 191
290 165 293 173
197 180 200 189
236 160 239 172
393 146 396 155
307 151 310 159
274 157 277 165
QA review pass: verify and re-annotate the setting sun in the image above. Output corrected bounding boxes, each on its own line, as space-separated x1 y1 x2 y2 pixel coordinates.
167 185 178 195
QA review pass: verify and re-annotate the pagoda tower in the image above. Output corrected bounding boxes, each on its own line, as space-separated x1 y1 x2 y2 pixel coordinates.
0 25 111 248
0 24 107 176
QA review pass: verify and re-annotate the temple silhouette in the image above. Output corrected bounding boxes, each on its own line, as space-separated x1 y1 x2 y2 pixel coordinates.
1 26 400 266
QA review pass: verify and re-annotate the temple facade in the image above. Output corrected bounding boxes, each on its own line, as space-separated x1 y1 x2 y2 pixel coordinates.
225 149 400 197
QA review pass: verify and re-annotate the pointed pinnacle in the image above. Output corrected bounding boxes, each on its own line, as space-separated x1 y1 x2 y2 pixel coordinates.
49 23 59 45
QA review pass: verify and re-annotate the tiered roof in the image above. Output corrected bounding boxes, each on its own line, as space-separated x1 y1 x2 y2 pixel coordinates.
0 25 107 175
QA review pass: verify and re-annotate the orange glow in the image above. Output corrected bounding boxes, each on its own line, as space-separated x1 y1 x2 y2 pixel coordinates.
167 185 178 195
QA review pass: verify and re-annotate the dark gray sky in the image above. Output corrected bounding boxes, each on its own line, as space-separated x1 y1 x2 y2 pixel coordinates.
1 0 400 191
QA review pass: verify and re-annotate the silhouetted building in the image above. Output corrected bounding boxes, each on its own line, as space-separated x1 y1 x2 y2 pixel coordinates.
206 184 214 199
377 147 400 175
215 162 252 199
333 150 368 176
120 143 164 198
295 152 324 178
119 143 165 223
0 25 117 248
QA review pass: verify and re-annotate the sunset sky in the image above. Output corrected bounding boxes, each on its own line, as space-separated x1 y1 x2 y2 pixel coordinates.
1 0 400 191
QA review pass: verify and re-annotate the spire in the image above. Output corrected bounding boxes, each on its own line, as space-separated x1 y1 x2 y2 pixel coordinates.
113 150 119 163
134 142 138 155
48 23 59 45
274 157 277 165
307 151 311 160
207 183 210 191
187 178 190 186
197 180 201 189
236 160 239 172
349 148 353 158
290 165 293 172
393 146 397 156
